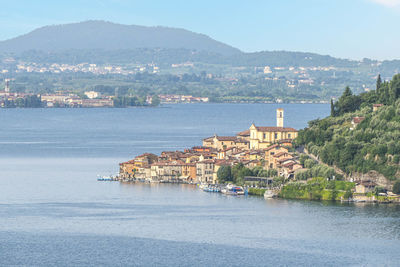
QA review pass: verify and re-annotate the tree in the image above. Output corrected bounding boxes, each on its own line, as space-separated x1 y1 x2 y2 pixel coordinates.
217 165 232 183
389 74 400 104
151 95 160 106
393 181 400 194
330 99 335 117
335 86 361 115
376 74 382 91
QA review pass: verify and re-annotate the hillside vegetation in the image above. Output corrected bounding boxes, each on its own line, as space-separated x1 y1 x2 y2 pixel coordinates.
0 20 240 56
279 178 354 201
296 74 400 181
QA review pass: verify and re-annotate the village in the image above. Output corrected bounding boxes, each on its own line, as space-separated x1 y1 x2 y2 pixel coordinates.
118 106 400 201
118 108 302 188
0 78 209 108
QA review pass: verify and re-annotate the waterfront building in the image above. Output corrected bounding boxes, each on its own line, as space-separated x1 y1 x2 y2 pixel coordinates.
119 153 158 180
181 162 197 183
196 159 215 184
119 160 136 179
151 161 184 182
81 98 113 107
84 91 101 99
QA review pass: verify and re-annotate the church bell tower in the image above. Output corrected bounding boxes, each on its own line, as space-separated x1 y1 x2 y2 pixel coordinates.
277 108 284 127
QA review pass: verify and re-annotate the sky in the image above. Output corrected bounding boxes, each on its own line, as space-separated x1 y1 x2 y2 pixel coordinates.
0 0 399 60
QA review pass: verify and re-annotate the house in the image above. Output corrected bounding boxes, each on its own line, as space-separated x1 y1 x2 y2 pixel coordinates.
351 117 365 130
151 161 184 182
373 104 383 112
196 159 215 184
264 145 289 169
202 135 248 150
217 147 242 159
119 160 136 179
181 162 197 183
236 130 250 142
355 181 376 194
134 165 152 180
279 162 303 179
84 91 101 99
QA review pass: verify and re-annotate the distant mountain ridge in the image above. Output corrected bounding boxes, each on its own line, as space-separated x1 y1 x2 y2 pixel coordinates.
0 20 397 69
0 20 241 56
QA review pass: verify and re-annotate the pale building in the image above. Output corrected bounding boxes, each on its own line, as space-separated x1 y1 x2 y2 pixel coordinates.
84 91 101 99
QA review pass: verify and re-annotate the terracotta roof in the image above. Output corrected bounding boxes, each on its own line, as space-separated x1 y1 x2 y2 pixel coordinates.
264 144 279 151
237 130 250 136
203 136 214 141
273 152 288 158
352 117 365 124
373 104 383 107
278 139 293 144
282 162 295 168
215 136 237 141
277 157 294 163
359 180 376 187
120 159 135 165
255 126 297 132
222 147 235 152
197 159 216 164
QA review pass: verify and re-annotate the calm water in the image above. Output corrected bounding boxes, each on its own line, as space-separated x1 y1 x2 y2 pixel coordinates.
1 104 399 266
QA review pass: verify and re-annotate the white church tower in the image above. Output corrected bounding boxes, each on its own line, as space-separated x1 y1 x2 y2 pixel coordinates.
277 108 284 127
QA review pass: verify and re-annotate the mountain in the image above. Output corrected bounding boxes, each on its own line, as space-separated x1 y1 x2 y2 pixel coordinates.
0 20 241 56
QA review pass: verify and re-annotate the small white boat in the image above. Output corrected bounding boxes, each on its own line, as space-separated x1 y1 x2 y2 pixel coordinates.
222 186 245 195
97 175 116 181
264 189 277 199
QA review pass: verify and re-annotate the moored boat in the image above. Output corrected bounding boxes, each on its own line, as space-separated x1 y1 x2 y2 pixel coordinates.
222 185 244 195
203 185 221 192
97 175 117 181
264 189 277 199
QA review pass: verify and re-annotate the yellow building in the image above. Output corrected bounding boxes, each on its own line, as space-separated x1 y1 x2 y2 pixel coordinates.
249 125 297 149
202 135 249 150
249 108 297 150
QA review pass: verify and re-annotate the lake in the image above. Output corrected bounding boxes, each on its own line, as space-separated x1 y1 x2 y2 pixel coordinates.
0 103 399 266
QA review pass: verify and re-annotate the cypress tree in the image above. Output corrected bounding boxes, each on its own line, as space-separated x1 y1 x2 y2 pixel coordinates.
330 99 335 117
376 74 382 91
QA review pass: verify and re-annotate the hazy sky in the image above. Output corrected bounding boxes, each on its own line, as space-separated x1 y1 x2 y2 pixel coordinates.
1 0 399 60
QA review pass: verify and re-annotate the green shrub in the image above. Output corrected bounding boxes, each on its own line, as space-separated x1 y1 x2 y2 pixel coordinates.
393 181 400 194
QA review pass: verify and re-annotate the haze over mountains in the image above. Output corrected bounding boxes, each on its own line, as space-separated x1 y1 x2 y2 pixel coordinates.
0 20 376 67
0 20 399 73
0 20 240 56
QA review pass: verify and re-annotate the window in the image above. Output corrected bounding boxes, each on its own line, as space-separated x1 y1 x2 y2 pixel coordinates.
274 133 278 139
263 133 266 139
288 133 291 138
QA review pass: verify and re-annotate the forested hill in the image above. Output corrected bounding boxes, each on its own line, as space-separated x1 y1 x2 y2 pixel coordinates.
0 20 383 67
296 74 400 182
0 20 241 56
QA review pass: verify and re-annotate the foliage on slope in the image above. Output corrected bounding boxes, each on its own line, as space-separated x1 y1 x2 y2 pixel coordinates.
279 178 354 201
296 74 400 180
